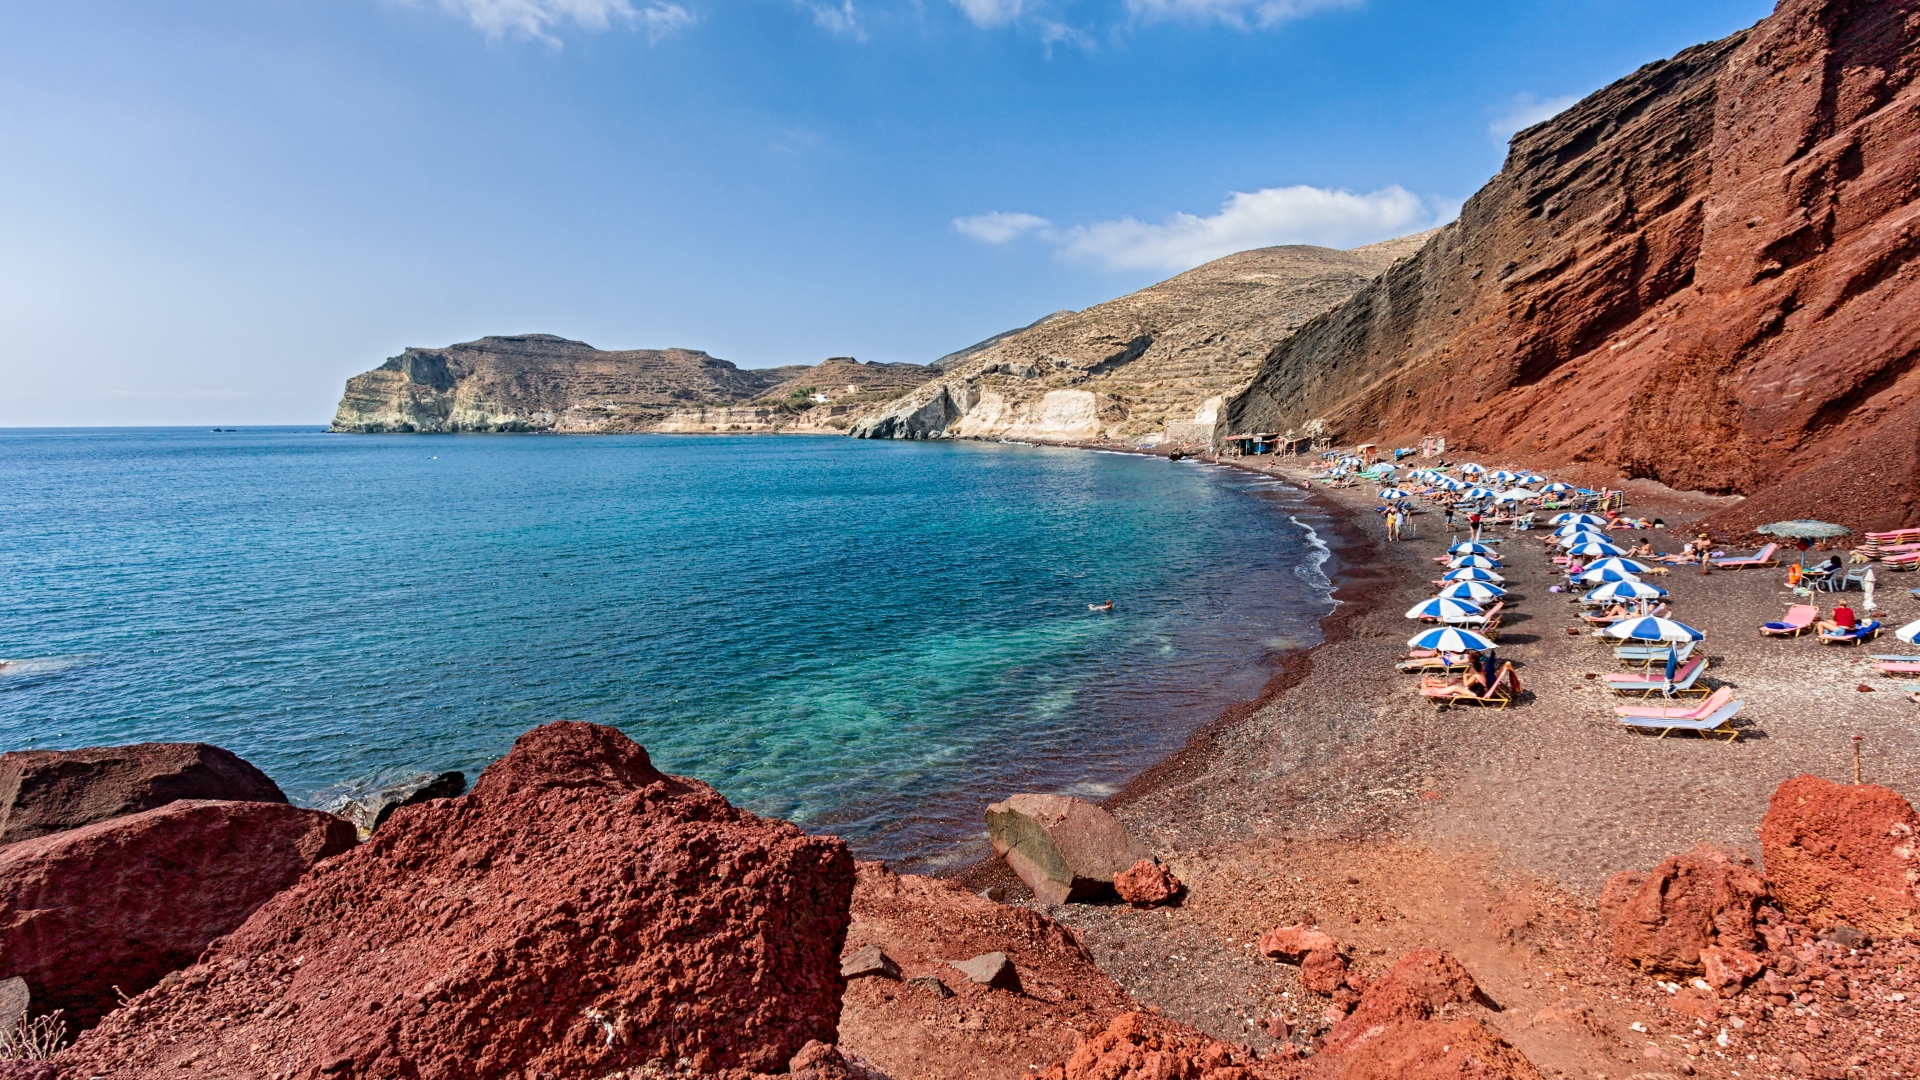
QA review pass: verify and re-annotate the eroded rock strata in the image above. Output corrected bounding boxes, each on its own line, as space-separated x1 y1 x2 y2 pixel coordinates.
1225 0 1920 532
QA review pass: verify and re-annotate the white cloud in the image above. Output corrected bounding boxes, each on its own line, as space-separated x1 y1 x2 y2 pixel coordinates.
950 0 1023 27
803 0 866 38
1488 93 1579 141
953 212 1053 244
1124 0 1355 31
435 0 694 43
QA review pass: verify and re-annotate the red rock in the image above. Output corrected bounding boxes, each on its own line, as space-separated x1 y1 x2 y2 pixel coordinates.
1324 948 1483 1055
0 742 285 845
1601 851 1766 974
985 794 1149 905
1760 774 1920 935
1302 948 1351 995
1702 945 1766 990
1260 924 1341 961
56 721 856 1079
1224 0 1920 536
1334 1018 1545 1080
0 798 351 1030
1038 1011 1297 1080
1114 857 1183 906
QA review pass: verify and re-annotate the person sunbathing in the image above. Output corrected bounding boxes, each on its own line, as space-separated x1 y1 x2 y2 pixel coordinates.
1632 540 1655 557
1814 603 1858 635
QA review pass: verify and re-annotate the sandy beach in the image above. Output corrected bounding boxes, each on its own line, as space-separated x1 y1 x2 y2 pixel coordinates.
951 454 1920 1077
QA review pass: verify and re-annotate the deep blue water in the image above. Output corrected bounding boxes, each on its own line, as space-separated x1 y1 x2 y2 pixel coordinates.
0 429 1336 867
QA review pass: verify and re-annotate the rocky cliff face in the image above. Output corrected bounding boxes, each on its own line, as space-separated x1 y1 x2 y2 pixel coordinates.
1226 0 1920 533
329 336 934 434
849 236 1433 443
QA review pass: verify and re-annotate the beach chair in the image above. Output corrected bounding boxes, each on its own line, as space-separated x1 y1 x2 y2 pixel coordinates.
1607 657 1708 698
1454 602 1503 634
1396 651 1473 674
1761 605 1818 637
1617 698 1746 741
1712 543 1779 569
1421 663 1521 709
1818 620 1881 645
1875 661 1920 676
1614 640 1698 667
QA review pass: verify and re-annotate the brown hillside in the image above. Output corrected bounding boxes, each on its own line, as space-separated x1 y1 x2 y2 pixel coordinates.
1225 0 1920 534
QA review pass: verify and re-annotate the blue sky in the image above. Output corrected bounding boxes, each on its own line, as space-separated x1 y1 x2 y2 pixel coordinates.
0 0 1773 424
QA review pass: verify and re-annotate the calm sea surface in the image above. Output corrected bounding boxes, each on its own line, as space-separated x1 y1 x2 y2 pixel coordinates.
0 429 1337 867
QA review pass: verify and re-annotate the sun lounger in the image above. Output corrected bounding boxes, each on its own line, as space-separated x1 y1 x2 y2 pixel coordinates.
1453 602 1503 633
1420 663 1521 709
1818 620 1881 645
1713 543 1779 569
1397 652 1473 674
1607 657 1708 697
1761 605 1818 637
1614 640 1697 667
1617 699 1745 741
1615 685 1734 721
1876 661 1920 676
1872 654 1920 661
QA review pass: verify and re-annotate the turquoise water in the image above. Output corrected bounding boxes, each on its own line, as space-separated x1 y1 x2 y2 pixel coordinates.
0 430 1336 867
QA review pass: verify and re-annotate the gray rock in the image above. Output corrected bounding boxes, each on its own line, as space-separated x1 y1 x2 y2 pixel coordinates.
949 951 1020 992
841 943 901 981
907 974 954 999
847 384 976 439
984 793 1150 905
0 977 27 1033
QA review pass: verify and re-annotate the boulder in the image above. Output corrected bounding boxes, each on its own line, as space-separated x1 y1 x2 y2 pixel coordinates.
1760 774 1920 935
1260 923 1341 961
1113 858 1183 906
0 798 353 1029
56 721 857 1079
1302 948 1351 995
907 975 954 999
335 770 467 836
0 977 26 1033
1324 948 1483 1055
1334 1017 1546 1080
1601 851 1766 974
0 743 284 845
1701 945 1765 991
1039 1011 1293 1080
842 944 900 981
949 952 1020 991
985 794 1149 905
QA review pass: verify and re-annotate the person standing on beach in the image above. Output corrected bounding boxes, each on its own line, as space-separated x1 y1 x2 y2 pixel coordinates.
1385 507 1399 542
1444 506 1456 532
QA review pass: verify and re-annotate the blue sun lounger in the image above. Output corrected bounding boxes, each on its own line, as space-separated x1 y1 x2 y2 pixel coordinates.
1617 699 1745 741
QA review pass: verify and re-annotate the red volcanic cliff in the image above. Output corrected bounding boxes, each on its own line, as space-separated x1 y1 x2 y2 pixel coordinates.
1226 0 1920 532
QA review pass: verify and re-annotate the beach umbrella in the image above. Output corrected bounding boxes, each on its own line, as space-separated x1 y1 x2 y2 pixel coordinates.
1448 554 1501 569
1605 616 1703 642
1556 530 1609 548
1408 626 1496 653
1756 520 1852 541
1489 469 1518 483
1460 463 1485 474
1567 540 1627 558
1440 581 1506 602
1897 618 1920 644
1406 597 1484 621
1520 474 1548 485
1587 557 1651 575
1449 541 1496 555
1464 487 1496 500
1496 487 1540 501
1377 488 1411 499
1578 567 1644 585
1584 580 1668 603
1443 567 1505 583
1541 482 1573 495
1550 512 1608 526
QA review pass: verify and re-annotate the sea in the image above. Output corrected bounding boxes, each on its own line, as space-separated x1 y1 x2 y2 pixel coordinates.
0 429 1339 869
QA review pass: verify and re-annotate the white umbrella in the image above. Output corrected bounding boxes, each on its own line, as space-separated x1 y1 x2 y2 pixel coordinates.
1496 487 1539 502
1448 554 1501 569
1605 616 1703 642
1441 581 1506 602
1408 626 1496 652
1443 567 1505 583
1407 597 1485 621
1584 580 1668 602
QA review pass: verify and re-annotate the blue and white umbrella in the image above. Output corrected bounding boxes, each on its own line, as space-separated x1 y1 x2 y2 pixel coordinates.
1551 512 1608 526
1449 541 1496 555
1377 488 1411 499
1541 482 1573 494
1584 580 1668 602
1407 596 1485 621
1448 554 1501 569
1408 626 1496 652
1441 581 1506 602
1578 567 1645 585
1460 463 1485 474
1567 540 1627 558
1464 487 1496 500
1489 470 1519 483
1587 557 1651 575
1896 618 1920 644
1557 530 1610 548
1605 616 1703 642
1443 567 1505 583
1520 474 1548 485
